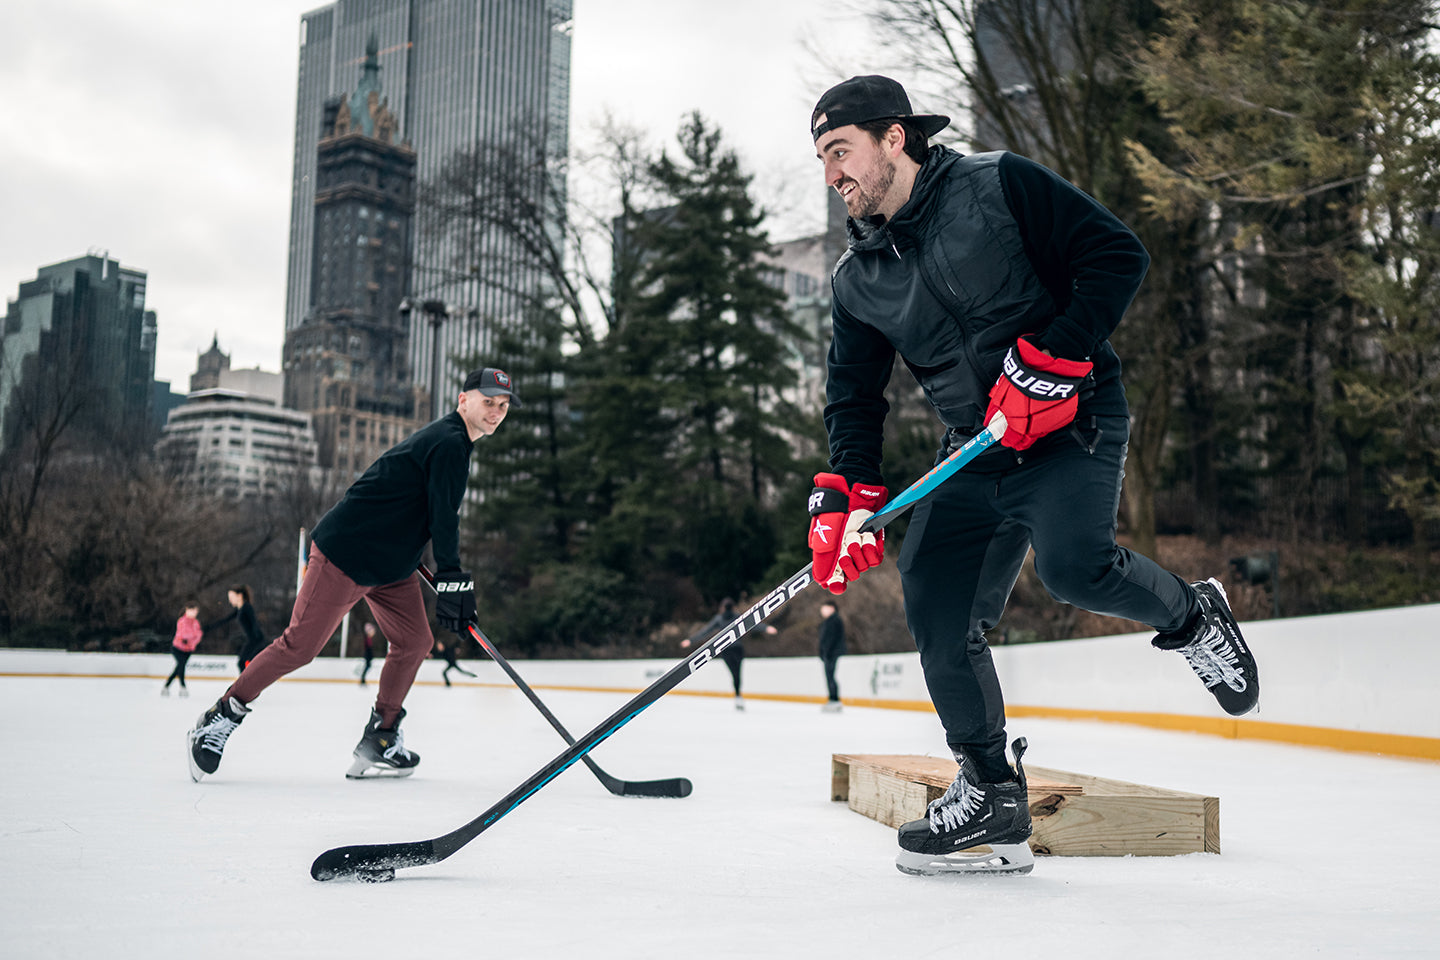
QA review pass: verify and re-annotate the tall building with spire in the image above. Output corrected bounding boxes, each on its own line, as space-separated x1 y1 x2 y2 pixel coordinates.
284 0 572 419
190 335 230 392
282 37 424 477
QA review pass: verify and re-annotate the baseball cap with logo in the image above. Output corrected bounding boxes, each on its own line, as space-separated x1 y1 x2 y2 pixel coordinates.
811 75 951 142
462 367 522 407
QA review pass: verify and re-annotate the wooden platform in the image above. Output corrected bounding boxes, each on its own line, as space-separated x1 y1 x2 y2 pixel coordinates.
832 753 1219 857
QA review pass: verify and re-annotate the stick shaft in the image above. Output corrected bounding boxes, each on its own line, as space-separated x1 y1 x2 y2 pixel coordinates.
416 565 691 798
312 417 1004 879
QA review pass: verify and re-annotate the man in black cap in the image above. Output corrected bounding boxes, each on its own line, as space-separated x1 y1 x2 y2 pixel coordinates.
187 367 521 782
804 75 1259 876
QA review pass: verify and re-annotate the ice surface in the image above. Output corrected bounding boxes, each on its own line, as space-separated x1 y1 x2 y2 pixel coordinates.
3 672 1438 959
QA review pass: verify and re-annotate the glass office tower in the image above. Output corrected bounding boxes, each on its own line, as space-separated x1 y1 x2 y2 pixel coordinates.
284 0 572 413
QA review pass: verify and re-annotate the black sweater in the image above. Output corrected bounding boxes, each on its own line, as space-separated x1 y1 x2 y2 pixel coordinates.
311 412 475 585
826 148 1148 484
819 614 846 660
205 603 263 646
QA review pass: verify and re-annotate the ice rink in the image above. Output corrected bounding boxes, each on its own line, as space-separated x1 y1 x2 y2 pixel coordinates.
4 669 1439 959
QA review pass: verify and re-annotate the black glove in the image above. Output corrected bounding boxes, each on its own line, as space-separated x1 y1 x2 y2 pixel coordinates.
433 570 475 634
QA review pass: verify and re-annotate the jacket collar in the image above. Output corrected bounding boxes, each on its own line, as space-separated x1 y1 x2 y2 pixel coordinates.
846 145 964 251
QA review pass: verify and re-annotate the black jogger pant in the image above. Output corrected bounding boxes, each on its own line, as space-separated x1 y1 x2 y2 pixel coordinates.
822 656 841 702
896 415 1195 782
165 649 192 688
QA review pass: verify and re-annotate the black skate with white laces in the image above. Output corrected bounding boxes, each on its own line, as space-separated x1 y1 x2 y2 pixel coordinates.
187 696 250 782
1153 578 1260 716
895 737 1034 876
347 708 421 779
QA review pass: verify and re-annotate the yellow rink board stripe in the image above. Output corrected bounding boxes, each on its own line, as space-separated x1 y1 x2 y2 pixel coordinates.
6 670 1438 763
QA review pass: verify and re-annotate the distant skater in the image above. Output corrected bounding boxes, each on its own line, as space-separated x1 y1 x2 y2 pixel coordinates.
205 586 267 674
681 598 776 711
434 638 476 687
818 601 846 712
359 622 379 686
162 603 203 697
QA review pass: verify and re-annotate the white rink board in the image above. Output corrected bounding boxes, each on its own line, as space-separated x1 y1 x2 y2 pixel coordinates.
6 599 1438 740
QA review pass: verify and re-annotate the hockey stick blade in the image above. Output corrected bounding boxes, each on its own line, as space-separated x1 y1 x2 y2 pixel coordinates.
311 840 436 881
419 566 693 799
312 446 995 881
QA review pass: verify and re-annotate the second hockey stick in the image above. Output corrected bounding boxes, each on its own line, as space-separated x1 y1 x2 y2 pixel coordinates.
311 413 1005 882
417 564 693 799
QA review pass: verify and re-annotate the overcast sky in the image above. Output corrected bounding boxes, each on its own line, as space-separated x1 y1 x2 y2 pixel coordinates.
0 0 887 388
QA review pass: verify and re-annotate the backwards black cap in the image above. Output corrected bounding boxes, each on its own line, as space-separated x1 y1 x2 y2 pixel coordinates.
811 75 950 142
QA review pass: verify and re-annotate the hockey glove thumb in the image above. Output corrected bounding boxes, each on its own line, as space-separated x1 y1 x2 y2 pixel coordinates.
433 570 475 634
985 335 1094 451
808 473 889 595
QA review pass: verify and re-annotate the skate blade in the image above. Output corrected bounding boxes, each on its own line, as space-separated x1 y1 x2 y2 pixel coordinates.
346 755 417 780
895 842 1035 877
186 729 206 783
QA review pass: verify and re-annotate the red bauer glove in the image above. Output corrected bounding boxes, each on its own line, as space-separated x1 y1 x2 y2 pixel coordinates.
808 473 889 595
985 335 1094 451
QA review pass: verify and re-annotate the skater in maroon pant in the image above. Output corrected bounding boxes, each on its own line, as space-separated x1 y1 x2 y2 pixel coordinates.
186 368 521 782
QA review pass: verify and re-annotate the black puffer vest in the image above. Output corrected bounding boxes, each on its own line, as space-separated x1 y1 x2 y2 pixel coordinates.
832 148 1122 443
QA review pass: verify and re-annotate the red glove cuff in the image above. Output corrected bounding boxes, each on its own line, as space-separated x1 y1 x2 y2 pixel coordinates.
987 337 1094 451
847 481 888 513
1007 335 1093 396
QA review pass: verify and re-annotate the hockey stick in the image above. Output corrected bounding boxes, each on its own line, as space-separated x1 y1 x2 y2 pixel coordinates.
417 564 693 799
310 413 1005 881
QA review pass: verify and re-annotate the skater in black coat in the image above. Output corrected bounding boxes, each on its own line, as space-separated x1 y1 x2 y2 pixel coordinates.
205 585 267 673
434 638 476 687
817 601 845 711
804 75 1260 875
681 598 776 711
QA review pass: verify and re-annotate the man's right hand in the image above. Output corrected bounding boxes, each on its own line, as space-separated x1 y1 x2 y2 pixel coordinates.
808 473 888 595
434 570 475 633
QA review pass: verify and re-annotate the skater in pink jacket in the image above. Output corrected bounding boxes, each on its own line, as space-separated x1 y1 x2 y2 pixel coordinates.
163 604 204 697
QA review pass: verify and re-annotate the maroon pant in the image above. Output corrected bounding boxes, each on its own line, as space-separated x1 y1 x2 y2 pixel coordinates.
227 544 432 727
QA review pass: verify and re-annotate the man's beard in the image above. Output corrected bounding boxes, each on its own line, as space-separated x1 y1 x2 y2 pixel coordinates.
840 156 897 219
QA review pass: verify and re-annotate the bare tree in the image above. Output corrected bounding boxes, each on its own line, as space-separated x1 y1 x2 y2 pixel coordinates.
835 0 1199 554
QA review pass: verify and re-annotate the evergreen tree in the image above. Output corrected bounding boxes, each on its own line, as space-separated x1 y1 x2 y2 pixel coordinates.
616 113 807 602
1133 1 1439 550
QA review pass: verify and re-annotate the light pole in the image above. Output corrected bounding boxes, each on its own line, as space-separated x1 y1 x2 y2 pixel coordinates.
402 297 451 422
421 299 448 421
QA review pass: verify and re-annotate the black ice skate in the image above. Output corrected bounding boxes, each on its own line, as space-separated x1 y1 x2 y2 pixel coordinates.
347 708 421 779
895 738 1034 877
1153 578 1260 716
187 696 250 782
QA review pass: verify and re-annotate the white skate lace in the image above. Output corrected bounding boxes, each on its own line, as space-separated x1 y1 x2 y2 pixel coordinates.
382 728 411 762
928 772 984 834
199 713 239 753
1180 623 1247 692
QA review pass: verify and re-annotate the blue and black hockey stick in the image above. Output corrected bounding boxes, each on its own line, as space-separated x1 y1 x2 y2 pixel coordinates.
310 412 1006 881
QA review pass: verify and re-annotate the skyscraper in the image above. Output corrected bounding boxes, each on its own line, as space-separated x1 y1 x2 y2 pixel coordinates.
1 254 156 453
284 0 572 417
283 37 423 475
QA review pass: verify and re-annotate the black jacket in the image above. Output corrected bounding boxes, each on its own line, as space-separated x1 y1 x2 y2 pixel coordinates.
819 614 846 660
311 412 475 585
826 148 1149 484
205 602 263 647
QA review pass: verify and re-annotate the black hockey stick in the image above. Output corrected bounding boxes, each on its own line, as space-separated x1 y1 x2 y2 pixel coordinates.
417 564 692 799
310 414 1005 881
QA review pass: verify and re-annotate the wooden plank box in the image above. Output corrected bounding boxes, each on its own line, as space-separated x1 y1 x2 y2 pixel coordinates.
831 754 1219 857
